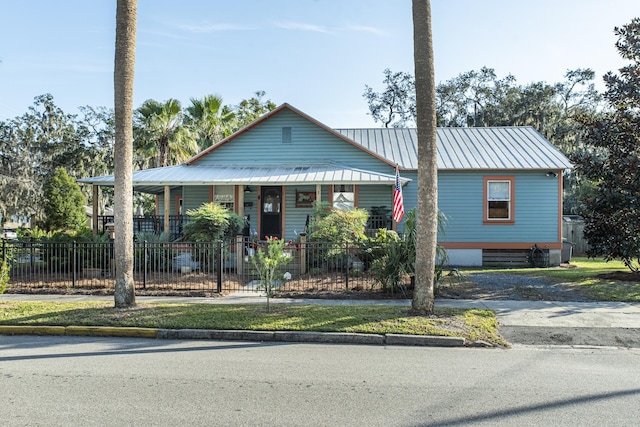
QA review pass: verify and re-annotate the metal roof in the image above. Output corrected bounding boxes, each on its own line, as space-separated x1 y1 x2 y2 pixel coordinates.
335 126 572 170
78 163 410 194
79 122 571 193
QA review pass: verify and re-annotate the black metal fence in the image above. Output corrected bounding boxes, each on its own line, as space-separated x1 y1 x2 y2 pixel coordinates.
1 237 382 295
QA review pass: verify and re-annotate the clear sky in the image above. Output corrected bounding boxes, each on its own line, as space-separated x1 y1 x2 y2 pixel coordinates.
0 0 637 128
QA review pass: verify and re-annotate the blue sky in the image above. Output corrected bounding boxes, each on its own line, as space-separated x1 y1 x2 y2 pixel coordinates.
0 0 637 128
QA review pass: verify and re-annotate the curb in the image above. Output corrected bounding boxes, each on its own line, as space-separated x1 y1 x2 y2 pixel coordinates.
0 325 467 347
0 325 158 339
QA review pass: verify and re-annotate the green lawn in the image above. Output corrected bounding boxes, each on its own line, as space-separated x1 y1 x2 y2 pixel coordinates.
467 257 640 302
0 301 506 346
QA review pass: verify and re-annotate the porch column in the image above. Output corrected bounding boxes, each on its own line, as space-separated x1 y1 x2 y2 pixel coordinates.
163 185 170 235
315 184 321 204
237 185 244 217
92 185 99 236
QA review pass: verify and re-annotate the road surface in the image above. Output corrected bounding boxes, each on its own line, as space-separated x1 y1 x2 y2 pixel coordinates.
2 335 639 426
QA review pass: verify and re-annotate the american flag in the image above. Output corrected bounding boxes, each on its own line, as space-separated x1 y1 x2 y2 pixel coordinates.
393 165 404 223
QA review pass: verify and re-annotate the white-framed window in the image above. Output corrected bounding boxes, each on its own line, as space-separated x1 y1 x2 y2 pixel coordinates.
332 184 355 210
485 177 514 223
214 185 235 211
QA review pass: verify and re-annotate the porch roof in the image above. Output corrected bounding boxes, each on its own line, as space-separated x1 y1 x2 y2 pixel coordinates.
78 163 411 194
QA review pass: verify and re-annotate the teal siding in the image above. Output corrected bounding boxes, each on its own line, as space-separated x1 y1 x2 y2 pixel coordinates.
243 188 259 236
438 171 559 243
157 188 182 215
152 172 559 245
152 109 561 245
196 110 394 174
358 184 394 212
284 185 316 239
184 186 209 212
397 171 418 233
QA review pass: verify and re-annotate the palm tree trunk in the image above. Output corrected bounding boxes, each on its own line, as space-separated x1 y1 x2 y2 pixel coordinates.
411 0 438 315
113 0 137 308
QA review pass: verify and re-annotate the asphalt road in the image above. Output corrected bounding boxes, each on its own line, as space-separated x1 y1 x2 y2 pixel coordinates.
2 335 640 426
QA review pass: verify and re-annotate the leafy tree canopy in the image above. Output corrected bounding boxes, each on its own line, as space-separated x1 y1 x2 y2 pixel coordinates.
572 18 640 271
364 66 603 214
0 94 111 224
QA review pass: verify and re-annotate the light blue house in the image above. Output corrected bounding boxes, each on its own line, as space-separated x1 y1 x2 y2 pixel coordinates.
81 103 572 266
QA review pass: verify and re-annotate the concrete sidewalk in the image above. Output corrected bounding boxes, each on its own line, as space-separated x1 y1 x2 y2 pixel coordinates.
2 293 640 347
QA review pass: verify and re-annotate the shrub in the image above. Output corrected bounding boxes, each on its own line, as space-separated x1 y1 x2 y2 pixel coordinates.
251 237 292 311
0 261 9 294
309 207 369 244
308 206 369 267
368 209 449 295
183 202 245 242
43 167 87 232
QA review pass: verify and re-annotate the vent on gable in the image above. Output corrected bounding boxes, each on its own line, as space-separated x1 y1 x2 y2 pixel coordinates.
282 126 292 144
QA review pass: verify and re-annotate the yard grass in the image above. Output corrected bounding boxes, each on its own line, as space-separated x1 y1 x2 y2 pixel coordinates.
464 257 640 302
0 301 506 346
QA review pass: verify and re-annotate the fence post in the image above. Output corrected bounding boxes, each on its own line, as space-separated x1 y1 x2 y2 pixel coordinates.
235 234 244 275
72 241 77 288
300 234 307 274
143 240 148 289
344 241 349 290
216 240 222 293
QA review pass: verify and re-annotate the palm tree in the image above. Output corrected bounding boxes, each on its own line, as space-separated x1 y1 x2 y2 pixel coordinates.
185 94 236 149
113 0 137 308
411 0 438 315
134 99 197 168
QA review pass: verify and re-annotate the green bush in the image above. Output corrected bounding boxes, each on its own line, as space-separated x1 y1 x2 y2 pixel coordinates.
309 207 369 244
0 261 9 294
368 209 449 295
183 203 245 242
308 206 369 268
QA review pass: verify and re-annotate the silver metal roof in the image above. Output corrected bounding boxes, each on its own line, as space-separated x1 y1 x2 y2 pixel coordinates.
78 163 410 194
335 126 572 170
79 125 571 193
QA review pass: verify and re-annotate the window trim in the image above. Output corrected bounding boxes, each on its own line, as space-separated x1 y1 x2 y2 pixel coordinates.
213 185 235 212
483 176 515 224
330 184 358 210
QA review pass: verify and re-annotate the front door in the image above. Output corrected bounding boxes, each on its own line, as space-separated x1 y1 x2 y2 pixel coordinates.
261 186 282 239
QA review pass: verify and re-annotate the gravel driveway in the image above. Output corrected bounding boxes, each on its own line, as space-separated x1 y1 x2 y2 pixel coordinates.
441 272 589 302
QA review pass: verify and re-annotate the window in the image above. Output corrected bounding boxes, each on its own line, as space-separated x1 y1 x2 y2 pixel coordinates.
332 185 354 210
214 185 235 211
484 177 514 223
282 127 292 144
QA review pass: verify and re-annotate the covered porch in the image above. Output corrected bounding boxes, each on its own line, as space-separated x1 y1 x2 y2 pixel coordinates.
80 163 410 241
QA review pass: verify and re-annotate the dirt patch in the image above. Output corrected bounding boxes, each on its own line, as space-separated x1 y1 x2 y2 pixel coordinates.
436 272 590 302
280 271 591 302
275 272 412 300
597 271 640 281
5 285 233 298
7 270 590 302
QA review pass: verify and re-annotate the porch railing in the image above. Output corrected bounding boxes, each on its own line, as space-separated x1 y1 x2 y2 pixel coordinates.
98 215 189 241
97 213 392 241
